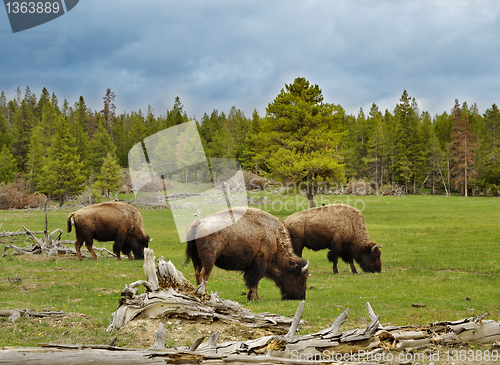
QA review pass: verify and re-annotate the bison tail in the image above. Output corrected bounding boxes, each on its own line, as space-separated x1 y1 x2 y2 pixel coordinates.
184 239 195 266
67 213 75 233
184 223 199 266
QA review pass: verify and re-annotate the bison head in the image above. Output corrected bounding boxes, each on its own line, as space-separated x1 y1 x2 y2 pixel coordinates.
123 235 150 260
358 242 382 273
276 259 310 300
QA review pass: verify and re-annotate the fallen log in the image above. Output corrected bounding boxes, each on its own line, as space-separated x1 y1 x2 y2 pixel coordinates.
0 308 66 323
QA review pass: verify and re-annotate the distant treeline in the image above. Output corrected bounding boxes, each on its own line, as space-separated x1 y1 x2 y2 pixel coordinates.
0 84 499 197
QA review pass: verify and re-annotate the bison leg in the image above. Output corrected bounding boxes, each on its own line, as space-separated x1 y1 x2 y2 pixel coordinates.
74 236 85 261
84 237 98 260
196 253 215 285
327 250 340 274
113 235 126 260
198 265 214 286
348 260 358 274
243 260 266 301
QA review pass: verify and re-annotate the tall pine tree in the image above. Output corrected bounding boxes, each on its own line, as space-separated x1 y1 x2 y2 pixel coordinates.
37 115 86 206
449 99 476 196
0 144 17 183
258 77 345 207
95 152 122 201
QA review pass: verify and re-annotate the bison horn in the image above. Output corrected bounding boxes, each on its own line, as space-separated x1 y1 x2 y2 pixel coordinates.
301 260 310 273
371 244 381 252
149 238 153 243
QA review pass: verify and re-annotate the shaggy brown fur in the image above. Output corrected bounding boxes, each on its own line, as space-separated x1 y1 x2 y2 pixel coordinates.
67 202 150 261
185 207 309 300
284 204 381 274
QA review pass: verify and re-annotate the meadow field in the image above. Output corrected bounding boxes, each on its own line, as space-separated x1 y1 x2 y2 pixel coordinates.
0 193 499 349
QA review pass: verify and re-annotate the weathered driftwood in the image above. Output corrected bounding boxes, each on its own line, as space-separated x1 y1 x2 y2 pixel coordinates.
107 248 300 333
1 226 117 259
0 229 44 238
0 308 66 323
1 208 123 259
2 225 120 259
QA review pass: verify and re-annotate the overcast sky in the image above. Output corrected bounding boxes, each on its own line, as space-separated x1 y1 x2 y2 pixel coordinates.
2 0 500 120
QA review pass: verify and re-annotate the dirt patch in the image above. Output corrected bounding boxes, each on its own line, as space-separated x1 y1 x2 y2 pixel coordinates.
117 317 275 349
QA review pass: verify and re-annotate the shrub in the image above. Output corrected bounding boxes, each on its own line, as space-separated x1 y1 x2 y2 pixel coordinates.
0 179 46 210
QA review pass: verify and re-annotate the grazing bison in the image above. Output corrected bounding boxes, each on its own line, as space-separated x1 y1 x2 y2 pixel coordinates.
185 207 309 300
67 202 150 261
284 204 381 274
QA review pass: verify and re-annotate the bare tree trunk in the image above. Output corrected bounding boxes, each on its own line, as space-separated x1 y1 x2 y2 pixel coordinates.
306 182 315 208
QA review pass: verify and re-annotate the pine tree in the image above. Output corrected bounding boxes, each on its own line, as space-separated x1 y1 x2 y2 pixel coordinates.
95 152 122 201
111 115 130 167
88 117 117 174
37 115 86 206
394 91 420 193
26 101 58 191
128 111 147 147
241 109 264 174
166 96 188 127
364 104 385 186
258 77 345 207
50 92 60 113
71 96 90 170
434 111 453 193
0 91 7 117
150 126 179 179
0 144 17 183
382 110 397 184
0 111 10 149
343 108 369 179
481 104 500 185
449 99 476 196
35 87 51 120
11 94 36 171
101 88 116 134
428 123 446 194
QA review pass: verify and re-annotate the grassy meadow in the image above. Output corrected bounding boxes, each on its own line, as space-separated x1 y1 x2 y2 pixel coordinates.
0 193 499 348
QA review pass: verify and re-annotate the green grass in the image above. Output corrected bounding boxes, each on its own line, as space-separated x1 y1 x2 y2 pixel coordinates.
0 194 499 348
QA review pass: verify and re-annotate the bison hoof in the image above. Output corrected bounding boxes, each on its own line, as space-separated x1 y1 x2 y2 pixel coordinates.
247 289 260 301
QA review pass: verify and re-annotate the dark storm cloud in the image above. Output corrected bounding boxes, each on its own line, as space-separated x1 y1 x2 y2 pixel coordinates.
1 0 500 118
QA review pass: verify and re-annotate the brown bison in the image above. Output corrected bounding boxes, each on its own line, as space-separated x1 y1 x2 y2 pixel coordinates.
284 204 381 274
67 202 150 261
185 207 309 300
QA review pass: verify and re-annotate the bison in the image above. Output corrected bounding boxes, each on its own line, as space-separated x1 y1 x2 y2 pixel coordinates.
185 207 309 301
284 204 381 274
67 202 150 261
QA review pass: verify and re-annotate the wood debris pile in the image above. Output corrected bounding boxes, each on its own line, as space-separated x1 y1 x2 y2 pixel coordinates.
1 213 117 259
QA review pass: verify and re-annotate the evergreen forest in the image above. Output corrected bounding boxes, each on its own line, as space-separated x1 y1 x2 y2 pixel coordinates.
1 78 500 204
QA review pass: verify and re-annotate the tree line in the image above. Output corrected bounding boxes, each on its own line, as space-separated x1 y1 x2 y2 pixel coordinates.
0 78 499 205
